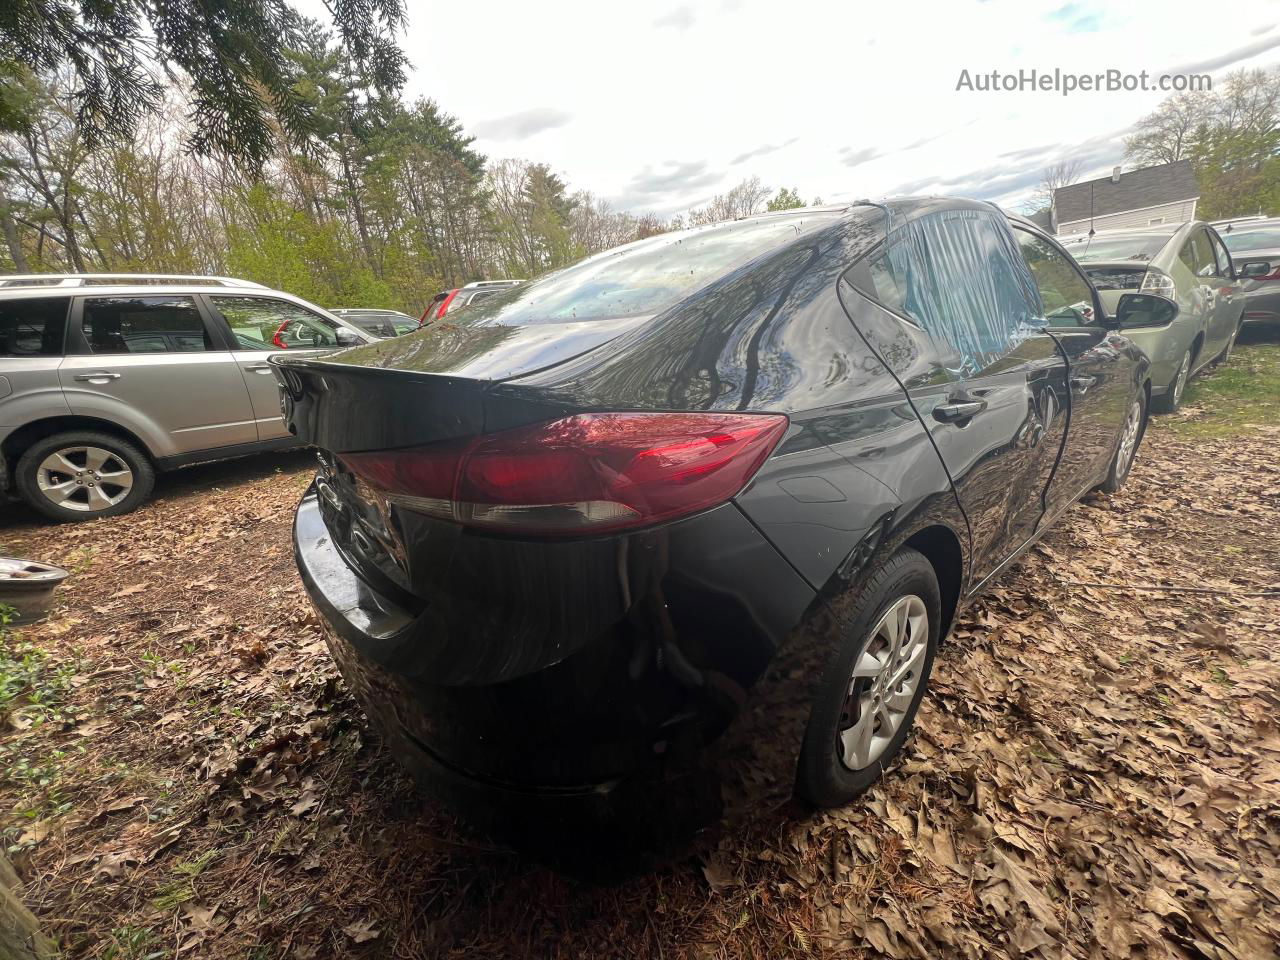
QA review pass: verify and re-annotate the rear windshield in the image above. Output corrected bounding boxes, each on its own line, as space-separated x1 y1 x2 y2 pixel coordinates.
448 213 840 325
1060 233 1173 262
1082 266 1147 290
1223 227 1280 252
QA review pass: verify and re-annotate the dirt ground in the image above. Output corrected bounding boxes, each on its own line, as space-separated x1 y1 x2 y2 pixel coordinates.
2 341 1278 960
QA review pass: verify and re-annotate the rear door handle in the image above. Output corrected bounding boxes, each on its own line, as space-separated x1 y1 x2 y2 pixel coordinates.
245 363 273 373
1070 375 1097 394
73 372 121 382
933 399 987 423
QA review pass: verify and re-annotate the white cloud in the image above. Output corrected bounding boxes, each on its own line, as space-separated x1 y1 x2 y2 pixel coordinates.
472 108 572 141
304 0 1280 213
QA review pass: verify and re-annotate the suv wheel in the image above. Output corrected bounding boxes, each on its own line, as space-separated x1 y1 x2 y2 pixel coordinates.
796 548 941 807
15 431 155 522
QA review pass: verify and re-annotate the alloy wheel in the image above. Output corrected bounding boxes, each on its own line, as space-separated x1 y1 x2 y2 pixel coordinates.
1172 350 1191 406
35 446 134 513
837 594 929 770
1115 399 1142 481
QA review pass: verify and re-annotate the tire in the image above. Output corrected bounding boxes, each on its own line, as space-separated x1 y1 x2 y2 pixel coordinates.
15 431 155 522
1216 322 1243 366
1098 389 1147 494
1151 347 1191 414
796 548 941 808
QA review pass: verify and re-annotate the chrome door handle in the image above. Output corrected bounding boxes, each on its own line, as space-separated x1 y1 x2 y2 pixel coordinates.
1070 375 1097 394
73 372 121 382
933 399 987 423
245 363 273 373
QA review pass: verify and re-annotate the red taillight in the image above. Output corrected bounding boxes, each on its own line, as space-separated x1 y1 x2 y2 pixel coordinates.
435 288 461 319
340 412 789 536
272 321 290 349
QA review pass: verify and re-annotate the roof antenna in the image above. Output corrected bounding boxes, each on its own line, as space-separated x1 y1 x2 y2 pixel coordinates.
1088 182 1096 238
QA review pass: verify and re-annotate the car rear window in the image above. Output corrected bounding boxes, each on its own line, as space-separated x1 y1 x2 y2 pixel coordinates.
0 297 69 356
1060 233 1172 262
451 213 841 325
1223 227 1280 252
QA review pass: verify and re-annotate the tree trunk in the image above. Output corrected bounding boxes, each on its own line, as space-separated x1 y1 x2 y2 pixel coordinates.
0 205 28 272
0 854 53 960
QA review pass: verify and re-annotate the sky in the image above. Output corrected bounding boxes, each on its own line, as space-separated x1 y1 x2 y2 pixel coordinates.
319 0 1280 217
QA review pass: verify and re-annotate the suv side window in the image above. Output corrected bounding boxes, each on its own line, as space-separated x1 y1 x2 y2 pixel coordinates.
209 296 341 350
0 297 69 356
80 296 212 354
852 208 1042 375
1014 230 1097 326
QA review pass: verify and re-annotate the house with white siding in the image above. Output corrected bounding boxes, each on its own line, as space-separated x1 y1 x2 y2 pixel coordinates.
1052 160 1200 237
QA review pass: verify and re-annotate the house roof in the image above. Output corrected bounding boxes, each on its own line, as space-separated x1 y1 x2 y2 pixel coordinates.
1054 160 1199 225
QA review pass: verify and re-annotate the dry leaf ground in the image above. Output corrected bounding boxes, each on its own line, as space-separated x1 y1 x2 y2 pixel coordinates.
2 337 1277 960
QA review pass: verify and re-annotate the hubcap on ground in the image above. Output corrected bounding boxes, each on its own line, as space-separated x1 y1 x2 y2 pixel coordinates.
837 594 929 771
1172 351 1191 405
1115 400 1142 479
35 446 133 513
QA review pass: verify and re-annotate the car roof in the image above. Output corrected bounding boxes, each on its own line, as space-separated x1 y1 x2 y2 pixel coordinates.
1060 222 1186 241
0 273 266 290
1218 217 1280 233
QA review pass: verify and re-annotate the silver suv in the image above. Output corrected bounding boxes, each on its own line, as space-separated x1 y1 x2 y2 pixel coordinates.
0 274 374 522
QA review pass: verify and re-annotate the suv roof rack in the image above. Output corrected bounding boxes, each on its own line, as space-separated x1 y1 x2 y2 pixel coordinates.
0 273 266 289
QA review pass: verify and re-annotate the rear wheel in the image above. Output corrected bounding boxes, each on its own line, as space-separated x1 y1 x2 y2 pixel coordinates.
797 548 941 807
15 431 155 522
1152 347 1191 414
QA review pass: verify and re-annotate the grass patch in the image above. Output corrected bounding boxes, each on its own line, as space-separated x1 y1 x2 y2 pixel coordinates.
1166 338 1280 438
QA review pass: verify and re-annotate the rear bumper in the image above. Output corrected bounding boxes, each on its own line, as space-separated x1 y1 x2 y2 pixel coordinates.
293 484 816 820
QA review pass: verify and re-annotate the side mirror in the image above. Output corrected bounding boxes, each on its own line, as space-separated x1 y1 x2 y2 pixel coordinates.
334 327 359 347
1113 293 1179 329
1237 260 1271 279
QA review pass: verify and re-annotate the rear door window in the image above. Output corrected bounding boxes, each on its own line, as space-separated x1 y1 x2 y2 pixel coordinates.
0 297 69 356
1179 231 1216 278
852 208 1043 375
80 296 212 354
208 296 341 350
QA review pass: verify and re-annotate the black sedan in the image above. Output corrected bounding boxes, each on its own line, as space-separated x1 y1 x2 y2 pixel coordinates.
274 198 1165 830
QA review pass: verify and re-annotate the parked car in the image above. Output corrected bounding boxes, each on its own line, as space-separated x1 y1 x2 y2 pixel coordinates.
420 280 525 324
0 274 374 522
277 199 1164 827
1061 222 1243 412
1217 218 1280 326
330 308 419 338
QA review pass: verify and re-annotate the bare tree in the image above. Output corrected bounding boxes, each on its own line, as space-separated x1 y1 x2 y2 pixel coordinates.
1024 158 1083 215
1124 92 1215 167
687 176 771 225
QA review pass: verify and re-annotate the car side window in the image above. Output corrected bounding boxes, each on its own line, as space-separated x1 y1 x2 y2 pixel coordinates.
1014 230 1097 327
1179 232 1216 279
0 297 69 356
1207 231 1232 278
80 296 212 354
853 208 1043 376
209 296 340 350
